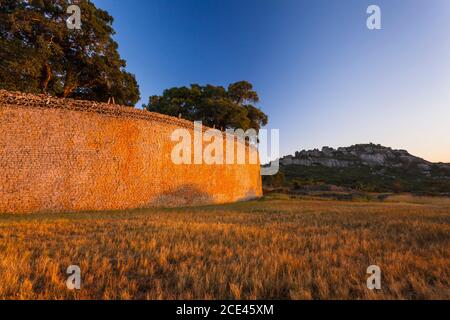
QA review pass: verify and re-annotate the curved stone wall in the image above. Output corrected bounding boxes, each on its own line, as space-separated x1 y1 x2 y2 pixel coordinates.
0 90 262 214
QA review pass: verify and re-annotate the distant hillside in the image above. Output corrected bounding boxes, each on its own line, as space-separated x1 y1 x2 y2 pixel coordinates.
263 143 450 195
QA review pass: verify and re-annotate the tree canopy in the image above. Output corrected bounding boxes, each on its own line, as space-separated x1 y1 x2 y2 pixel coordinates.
0 0 140 106
144 81 268 131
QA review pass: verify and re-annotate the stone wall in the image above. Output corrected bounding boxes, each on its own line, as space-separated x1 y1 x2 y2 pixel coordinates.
0 90 262 214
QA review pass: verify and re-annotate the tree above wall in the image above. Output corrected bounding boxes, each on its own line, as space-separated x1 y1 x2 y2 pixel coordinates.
0 0 140 106
143 81 268 131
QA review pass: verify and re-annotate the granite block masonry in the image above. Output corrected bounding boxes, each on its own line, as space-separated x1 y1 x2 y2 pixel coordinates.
0 90 262 214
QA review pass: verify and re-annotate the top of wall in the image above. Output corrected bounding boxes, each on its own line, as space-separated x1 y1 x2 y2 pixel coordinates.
0 89 200 130
0 90 258 149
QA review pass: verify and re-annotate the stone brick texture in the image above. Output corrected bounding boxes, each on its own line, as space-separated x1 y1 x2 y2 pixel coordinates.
0 90 262 214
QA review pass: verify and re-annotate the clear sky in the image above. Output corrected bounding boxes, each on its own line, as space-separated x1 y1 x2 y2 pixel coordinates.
92 0 450 163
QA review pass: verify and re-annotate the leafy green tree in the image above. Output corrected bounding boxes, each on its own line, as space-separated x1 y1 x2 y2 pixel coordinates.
0 0 140 106
144 81 268 131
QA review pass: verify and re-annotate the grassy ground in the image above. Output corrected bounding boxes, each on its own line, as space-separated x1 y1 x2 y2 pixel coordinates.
0 196 449 299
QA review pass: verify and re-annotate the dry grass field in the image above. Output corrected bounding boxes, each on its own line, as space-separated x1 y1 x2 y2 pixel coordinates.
0 196 449 300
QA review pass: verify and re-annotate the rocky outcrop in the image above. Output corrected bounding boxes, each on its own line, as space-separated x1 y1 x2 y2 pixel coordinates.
281 143 450 174
273 144 450 195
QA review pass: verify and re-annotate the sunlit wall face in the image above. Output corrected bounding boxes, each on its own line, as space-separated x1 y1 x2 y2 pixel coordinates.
94 0 450 162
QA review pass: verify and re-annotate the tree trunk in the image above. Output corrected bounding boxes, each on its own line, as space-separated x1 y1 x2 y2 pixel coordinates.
41 63 52 93
63 84 76 98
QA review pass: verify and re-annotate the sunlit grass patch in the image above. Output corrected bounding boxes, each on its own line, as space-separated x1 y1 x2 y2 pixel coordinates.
0 197 449 299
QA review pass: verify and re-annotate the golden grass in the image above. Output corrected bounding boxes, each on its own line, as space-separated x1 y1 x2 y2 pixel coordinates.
385 194 450 206
0 197 449 300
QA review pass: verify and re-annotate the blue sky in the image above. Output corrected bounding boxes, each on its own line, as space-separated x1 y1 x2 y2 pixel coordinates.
93 0 450 162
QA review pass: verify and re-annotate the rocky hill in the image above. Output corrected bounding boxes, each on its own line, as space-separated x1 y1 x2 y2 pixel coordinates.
266 144 450 195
